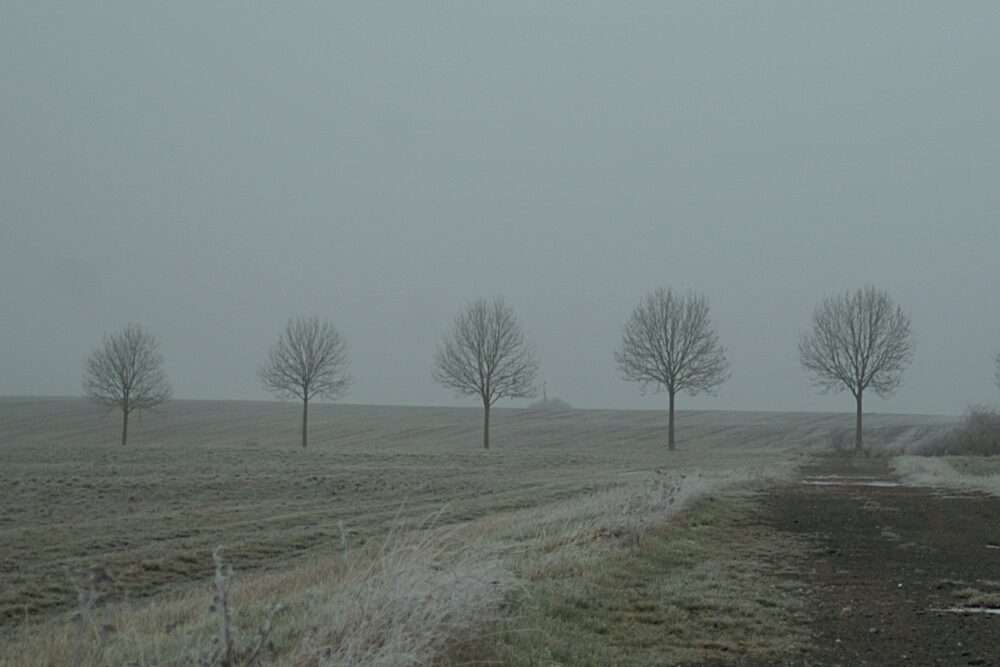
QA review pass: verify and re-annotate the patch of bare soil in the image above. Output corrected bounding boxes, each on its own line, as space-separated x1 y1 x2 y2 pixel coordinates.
707 456 1000 666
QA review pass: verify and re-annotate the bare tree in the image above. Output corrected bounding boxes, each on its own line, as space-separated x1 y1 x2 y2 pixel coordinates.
259 317 350 448
799 286 913 450
433 297 539 449
615 288 729 450
83 323 171 446
995 352 1000 393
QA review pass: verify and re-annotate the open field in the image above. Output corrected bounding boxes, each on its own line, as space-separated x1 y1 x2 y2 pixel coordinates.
0 398 955 664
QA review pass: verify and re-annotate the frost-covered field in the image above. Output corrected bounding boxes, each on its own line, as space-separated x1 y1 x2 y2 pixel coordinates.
0 398 952 665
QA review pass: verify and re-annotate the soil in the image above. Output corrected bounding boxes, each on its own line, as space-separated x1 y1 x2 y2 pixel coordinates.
715 456 1000 666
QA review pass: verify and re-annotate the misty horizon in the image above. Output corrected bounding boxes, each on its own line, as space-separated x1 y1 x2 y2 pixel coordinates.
3 3 999 415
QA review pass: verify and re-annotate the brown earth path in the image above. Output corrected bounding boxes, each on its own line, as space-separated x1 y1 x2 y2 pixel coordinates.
718 456 1000 666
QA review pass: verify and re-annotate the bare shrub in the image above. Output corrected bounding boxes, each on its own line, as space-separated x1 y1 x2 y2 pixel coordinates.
917 406 1000 456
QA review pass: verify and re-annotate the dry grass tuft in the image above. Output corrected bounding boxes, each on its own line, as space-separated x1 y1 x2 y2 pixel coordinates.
1 508 516 667
291 512 511 666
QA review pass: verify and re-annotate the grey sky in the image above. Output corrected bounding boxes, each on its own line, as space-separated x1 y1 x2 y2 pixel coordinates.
2 2 998 415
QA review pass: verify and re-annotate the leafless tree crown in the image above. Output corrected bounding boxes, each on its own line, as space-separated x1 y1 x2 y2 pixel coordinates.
994 352 1000 393
433 297 539 405
615 288 730 396
259 317 351 401
83 323 171 413
799 286 913 398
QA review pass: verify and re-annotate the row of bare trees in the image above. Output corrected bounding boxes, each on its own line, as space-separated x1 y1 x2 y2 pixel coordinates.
86 286 984 450
80 319 353 448
439 288 921 451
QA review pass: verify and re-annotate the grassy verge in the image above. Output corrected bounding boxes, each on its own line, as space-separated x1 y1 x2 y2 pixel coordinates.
454 491 811 666
0 468 805 666
0 471 738 665
0 514 510 667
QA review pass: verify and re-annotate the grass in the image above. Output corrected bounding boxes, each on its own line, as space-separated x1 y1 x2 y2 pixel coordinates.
0 463 743 666
0 398 853 628
467 492 812 666
0 508 510 666
0 398 952 665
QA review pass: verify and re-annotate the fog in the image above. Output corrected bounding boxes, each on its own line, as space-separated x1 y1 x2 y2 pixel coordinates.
3 3 998 415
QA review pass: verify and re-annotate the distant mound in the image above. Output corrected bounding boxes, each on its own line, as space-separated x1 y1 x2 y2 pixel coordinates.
526 397 573 412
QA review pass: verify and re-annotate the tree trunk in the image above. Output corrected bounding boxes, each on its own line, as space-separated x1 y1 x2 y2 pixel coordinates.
301 397 309 449
483 403 490 450
855 392 863 451
121 408 129 447
668 390 676 451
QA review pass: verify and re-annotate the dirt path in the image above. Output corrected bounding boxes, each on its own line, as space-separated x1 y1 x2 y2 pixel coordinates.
733 456 1000 666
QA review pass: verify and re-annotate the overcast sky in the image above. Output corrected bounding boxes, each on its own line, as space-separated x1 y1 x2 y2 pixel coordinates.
2 2 998 415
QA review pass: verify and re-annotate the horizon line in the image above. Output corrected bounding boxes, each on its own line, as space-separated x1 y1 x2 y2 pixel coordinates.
0 394 961 419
